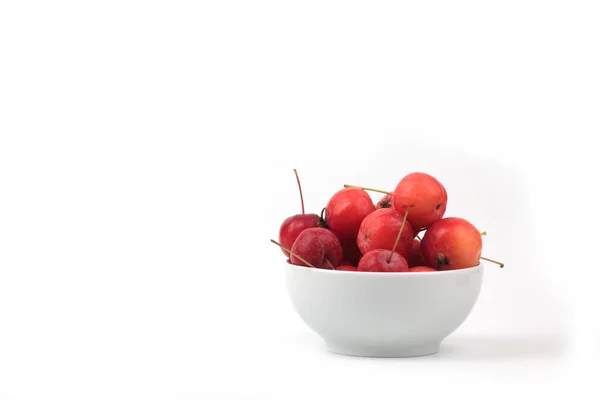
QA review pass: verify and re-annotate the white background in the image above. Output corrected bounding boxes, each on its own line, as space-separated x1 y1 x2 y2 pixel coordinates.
1 1 598 399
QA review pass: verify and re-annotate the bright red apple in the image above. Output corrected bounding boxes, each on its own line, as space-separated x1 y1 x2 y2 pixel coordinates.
392 172 447 231
325 187 375 242
357 249 409 272
421 217 482 271
357 208 413 258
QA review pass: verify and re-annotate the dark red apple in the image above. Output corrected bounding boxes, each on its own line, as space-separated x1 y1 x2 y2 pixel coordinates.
336 265 358 271
290 227 343 269
392 172 447 231
357 249 409 272
325 187 375 242
357 208 413 258
421 217 482 271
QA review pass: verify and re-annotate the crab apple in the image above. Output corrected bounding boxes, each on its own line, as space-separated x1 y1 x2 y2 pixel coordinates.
407 238 427 267
357 249 409 272
290 227 343 269
277 169 323 257
337 265 358 271
375 194 393 209
392 172 447 231
357 208 413 258
409 266 437 272
421 217 482 271
325 187 375 242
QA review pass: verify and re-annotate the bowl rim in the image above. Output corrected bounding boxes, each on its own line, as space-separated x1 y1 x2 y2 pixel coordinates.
285 259 485 276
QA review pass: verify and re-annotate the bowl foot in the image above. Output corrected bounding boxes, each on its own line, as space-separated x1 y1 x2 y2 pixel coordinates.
325 340 440 358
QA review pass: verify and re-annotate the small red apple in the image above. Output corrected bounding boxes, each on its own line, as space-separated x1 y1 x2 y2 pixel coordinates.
290 227 343 269
421 217 482 271
325 187 375 242
392 172 447 231
357 208 413 258
357 249 409 272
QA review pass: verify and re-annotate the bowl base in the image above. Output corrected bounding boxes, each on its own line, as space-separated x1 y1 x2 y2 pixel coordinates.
325 340 440 358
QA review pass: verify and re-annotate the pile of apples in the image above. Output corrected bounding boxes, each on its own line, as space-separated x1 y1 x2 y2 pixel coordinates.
271 170 503 273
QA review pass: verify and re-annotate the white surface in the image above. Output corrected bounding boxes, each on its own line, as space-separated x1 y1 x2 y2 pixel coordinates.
0 1 598 399
285 262 484 357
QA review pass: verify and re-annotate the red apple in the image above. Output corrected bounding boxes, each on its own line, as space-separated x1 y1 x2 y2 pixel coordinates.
325 187 375 242
290 227 343 269
392 172 447 231
421 217 482 271
357 249 409 272
357 208 413 258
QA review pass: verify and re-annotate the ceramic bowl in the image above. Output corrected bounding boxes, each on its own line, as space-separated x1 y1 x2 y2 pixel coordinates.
285 261 484 357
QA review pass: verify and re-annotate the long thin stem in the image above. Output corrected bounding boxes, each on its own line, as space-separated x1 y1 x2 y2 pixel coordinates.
388 210 409 263
270 239 316 268
481 256 504 268
343 184 392 195
293 169 305 214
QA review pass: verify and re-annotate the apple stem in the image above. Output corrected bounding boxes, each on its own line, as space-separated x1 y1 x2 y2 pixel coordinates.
415 235 422 241
270 239 316 268
319 207 328 228
343 184 392 195
388 209 409 263
293 169 305 214
325 258 335 270
481 256 504 268
480 231 487 236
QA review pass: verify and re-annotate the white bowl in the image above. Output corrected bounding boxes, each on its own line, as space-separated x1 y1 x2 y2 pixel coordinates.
285 261 484 357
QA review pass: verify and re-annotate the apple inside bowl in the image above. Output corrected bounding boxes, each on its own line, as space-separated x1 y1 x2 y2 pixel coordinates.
284 261 484 357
